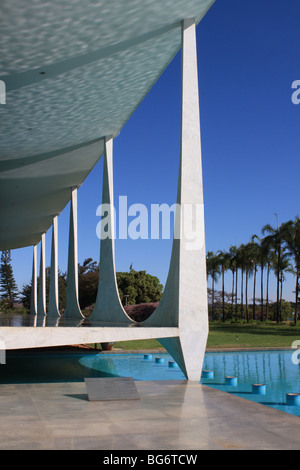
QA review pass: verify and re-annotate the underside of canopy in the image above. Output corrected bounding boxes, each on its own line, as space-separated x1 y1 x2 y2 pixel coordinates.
0 0 215 250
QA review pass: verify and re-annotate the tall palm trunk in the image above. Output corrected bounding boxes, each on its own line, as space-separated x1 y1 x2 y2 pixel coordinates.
279 270 283 322
253 264 257 320
241 268 244 320
266 262 270 320
276 244 281 322
222 268 225 322
261 223 286 323
235 269 238 319
295 270 299 325
211 276 215 321
231 269 235 319
279 268 288 323
245 270 249 322
260 264 264 322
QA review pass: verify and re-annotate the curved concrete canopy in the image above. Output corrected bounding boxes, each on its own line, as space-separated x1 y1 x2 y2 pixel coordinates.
0 0 214 250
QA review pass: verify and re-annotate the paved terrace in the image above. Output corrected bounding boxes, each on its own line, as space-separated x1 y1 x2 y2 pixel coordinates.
1 379 300 450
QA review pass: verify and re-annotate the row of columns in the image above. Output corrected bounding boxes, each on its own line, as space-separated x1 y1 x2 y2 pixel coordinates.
28 18 209 380
30 216 60 318
30 136 130 323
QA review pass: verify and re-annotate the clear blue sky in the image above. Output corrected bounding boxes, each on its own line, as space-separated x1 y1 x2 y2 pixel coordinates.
11 0 300 302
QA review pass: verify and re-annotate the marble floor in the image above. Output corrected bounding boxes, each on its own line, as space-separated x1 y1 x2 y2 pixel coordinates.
0 379 300 450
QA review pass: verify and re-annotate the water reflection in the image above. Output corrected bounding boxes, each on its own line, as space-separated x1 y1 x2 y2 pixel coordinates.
202 350 300 417
0 313 140 328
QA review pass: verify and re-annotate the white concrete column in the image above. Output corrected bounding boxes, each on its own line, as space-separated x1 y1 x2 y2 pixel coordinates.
37 233 46 316
91 137 132 323
177 17 208 333
30 244 37 316
146 18 209 381
48 216 60 317
64 188 83 319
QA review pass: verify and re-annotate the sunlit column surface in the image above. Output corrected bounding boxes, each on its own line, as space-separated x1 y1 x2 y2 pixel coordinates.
30 244 38 316
146 18 209 381
48 216 60 317
91 137 132 323
37 233 46 316
64 188 84 319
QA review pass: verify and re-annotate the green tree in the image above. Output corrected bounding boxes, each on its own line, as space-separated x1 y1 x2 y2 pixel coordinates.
0 250 18 308
262 220 288 322
20 269 67 312
217 250 231 322
206 252 221 320
250 241 260 320
78 258 99 309
237 244 247 320
243 242 257 322
270 251 292 322
261 235 274 321
282 217 300 324
228 246 238 319
251 234 272 321
116 269 163 306
20 282 32 311
20 259 162 313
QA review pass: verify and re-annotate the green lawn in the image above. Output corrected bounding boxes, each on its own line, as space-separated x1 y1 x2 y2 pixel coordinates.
206 322 300 349
111 322 300 351
112 338 163 350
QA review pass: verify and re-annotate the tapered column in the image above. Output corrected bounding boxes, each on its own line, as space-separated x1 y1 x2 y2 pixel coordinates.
64 188 83 319
146 18 209 381
37 233 46 316
48 216 60 317
177 17 208 333
30 244 38 315
91 137 131 323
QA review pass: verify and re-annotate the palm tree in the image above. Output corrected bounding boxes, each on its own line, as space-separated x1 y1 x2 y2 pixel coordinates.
265 252 272 320
249 240 260 320
269 250 292 322
252 234 270 321
237 244 248 320
245 259 252 322
243 242 257 322
206 251 220 321
262 235 274 321
262 220 288 322
282 217 300 324
229 245 239 319
217 250 231 322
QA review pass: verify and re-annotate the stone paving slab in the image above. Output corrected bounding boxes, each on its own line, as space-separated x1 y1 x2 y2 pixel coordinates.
0 380 299 450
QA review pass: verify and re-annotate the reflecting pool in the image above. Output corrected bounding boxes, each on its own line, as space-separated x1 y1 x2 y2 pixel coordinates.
0 348 300 417
202 349 300 417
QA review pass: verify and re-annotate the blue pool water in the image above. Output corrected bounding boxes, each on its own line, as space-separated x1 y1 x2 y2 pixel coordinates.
202 349 300 418
1 349 300 417
0 351 185 383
